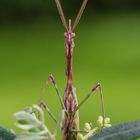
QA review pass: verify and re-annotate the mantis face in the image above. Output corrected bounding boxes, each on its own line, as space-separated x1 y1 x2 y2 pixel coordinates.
64 30 76 46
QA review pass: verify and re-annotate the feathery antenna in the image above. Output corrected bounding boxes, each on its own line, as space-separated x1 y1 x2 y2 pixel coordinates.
55 0 89 31
55 0 68 30
72 0 89 30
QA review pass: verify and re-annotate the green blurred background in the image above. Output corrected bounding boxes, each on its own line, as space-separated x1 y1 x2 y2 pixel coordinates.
0 0 140 134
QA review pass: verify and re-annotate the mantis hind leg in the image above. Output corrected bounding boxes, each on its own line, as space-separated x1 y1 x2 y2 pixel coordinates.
38 74 65 123
75 83 105 125
39 74 65 109
38 100 57 123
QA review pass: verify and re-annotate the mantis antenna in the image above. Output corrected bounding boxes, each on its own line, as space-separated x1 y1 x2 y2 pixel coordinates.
55 0 89 31
55 0 68 30
72 0 89 30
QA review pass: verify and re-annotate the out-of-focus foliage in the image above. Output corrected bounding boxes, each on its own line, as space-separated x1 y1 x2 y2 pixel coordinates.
0 0 140 18
89 121 140 140
0 126 16 140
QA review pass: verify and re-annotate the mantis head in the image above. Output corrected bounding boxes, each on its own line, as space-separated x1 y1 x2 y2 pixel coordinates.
64 20 76 45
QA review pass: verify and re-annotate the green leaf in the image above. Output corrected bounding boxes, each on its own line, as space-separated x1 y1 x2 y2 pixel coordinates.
15 135 47 140
88 121 140 140
0 126 16 140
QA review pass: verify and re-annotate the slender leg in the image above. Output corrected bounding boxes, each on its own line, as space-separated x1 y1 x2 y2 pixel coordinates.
75 83 105 125
39 74 65 110
38 100 57 123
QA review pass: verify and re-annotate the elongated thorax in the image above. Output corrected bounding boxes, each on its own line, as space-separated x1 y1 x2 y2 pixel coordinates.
63 84 79 140
63 29 79 140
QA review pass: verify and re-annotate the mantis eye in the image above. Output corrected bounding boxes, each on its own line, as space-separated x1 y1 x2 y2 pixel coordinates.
64 32 76 39
72 33 76 38
64 32 67 38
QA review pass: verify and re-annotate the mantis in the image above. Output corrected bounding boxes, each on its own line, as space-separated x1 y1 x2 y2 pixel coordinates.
38 0 106 139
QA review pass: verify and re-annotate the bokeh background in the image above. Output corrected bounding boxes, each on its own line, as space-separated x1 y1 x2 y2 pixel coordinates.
0 0 140 134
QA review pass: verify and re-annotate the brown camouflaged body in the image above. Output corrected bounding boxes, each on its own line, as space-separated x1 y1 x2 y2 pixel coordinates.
63 33 79 140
